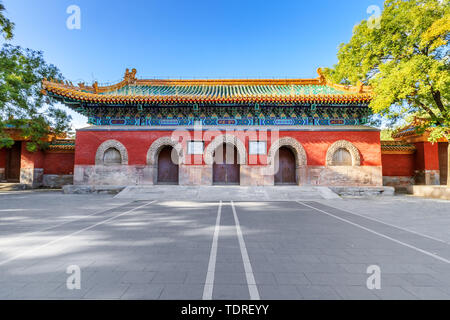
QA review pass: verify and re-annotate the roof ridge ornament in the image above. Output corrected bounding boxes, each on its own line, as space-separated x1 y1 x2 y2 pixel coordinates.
357 81 364 93
124 68 137 84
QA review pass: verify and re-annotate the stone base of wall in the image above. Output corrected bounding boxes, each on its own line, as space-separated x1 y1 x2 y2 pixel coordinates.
20 168 44 188
306 166 382 186
383 176 414 188
43 174 74 188
415 170 440 185
0 168 4 181
74 165 153 185
180 165 212 186
240 165 275 186
75 164 383 187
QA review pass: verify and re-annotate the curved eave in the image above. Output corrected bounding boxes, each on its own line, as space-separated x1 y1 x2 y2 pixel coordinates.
47 145 75 152
380 141 416 154
381 147 416 154
392 129 416 139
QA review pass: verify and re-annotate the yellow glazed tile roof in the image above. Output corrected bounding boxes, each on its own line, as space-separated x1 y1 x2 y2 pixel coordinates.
42 68 373 105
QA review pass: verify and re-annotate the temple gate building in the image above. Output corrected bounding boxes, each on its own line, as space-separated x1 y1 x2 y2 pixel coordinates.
1 70 446 190
40 68 384 187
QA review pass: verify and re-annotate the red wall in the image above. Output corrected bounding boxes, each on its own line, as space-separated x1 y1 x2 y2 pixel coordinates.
75 129 381 167
414 142 440 171
43 152 74 175
20 143 45 169
278 131 381 166
381 153 415 176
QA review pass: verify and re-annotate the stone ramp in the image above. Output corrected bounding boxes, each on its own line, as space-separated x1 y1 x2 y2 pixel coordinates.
114 185 340 201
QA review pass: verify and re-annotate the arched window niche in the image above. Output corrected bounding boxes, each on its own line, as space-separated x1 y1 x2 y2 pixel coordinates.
103 148 122 166
95 140 129 166
331 148 352 166
326 140 361 167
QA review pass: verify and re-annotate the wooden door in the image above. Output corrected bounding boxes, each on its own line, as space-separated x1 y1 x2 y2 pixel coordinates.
438 142 448 185
6 142 21 182
213 143 240 185
274 147 296 185
157 146 179 184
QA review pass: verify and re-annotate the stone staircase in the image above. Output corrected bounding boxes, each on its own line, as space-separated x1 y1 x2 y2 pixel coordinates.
114 185 340 201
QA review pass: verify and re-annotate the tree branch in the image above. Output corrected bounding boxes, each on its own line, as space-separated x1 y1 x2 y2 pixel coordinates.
414 99 442 126
430 88 447 115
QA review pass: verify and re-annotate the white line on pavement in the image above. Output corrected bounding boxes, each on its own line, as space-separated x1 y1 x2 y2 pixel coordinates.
0 200 156 267
0 201 135 244
311 201 450 245
231 201 260 300
203 201 222 300
297 201 450 265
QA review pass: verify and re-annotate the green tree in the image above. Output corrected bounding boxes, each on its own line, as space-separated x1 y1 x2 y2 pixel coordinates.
324 0 449 185
0 1 71 152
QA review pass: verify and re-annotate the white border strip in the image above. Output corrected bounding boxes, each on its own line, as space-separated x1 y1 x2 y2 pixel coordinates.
0 200 156 267
297 201 450 265
231 201 260 300
203 201 222 300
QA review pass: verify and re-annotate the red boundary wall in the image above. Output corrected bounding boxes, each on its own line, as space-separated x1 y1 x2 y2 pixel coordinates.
381 153 415 177
0 144 74 178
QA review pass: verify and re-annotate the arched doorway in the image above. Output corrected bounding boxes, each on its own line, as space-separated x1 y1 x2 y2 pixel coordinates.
157 146 179 184
213 143 240 185
5 141 21 182
438 142 448 185
274 147 296 185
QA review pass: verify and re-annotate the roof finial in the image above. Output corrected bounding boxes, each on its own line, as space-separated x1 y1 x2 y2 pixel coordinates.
317 68 326 85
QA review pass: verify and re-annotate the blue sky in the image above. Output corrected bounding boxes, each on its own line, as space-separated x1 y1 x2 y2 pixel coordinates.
3 0 384 128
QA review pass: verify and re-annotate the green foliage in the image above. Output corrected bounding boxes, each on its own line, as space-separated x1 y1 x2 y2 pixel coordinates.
0 1 13 40
325 0 449 141
380 129 395 140
0 2 71 151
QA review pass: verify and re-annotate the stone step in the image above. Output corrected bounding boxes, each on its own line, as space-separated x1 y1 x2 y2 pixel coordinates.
114 185 340 201
0 183 29 191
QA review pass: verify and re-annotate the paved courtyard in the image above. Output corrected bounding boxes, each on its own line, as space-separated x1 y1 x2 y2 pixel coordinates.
0 189 449 300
